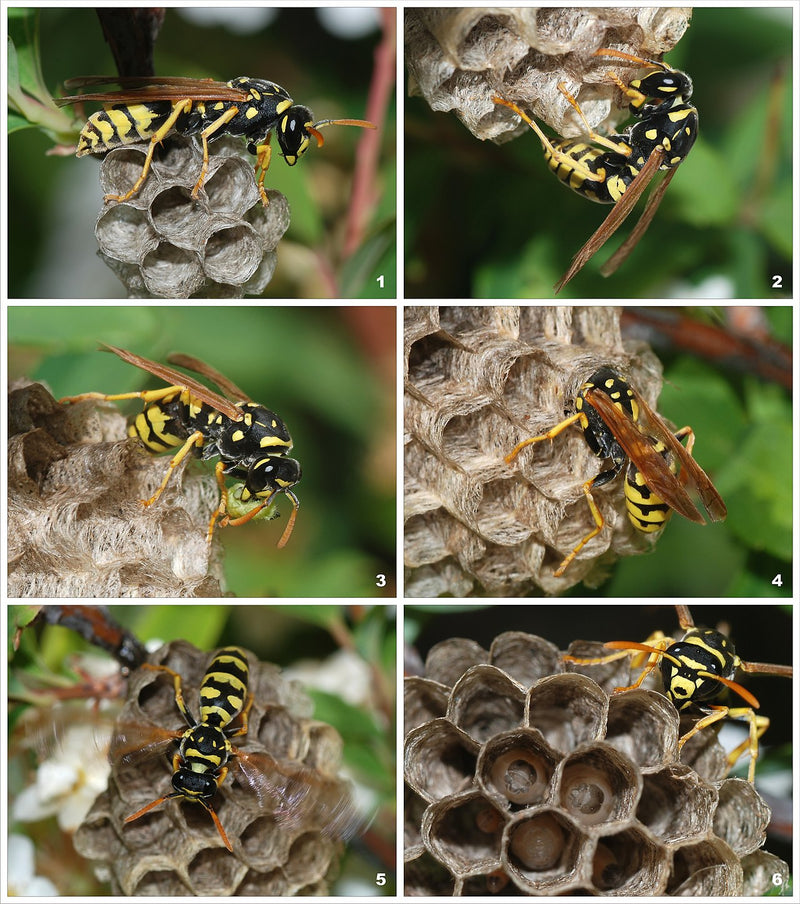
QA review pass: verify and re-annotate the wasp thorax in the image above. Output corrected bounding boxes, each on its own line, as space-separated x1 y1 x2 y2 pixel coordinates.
404 631 788 895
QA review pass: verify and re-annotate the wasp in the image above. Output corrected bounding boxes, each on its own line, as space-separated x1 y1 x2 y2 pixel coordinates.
55 75 376 205
505 367 726 576
563 605 793 782
115 646 358 851
493 48 697 292
59 345 300 546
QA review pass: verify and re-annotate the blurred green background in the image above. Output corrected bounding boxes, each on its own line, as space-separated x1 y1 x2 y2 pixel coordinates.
8 7 396 298
8 604 396 895
405 7 792 298
7 305 396 598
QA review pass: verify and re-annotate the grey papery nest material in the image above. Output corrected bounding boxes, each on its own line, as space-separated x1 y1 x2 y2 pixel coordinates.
406 7 692 142
8 380 224 598
93 136 289 298
404 631 789 896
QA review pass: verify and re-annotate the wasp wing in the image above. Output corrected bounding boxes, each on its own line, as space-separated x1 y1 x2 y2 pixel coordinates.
110 721 182 765
100 344 243 421
555 146 665 293
630 386 727 522
166 353 252 403
57 76 248 106
600 167 678 277
585 386 705 523
232 750 361 841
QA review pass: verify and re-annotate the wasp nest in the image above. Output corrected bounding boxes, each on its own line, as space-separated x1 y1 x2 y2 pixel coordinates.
93 136 289 298
404 305 667 596
7 380 224 598
404 632 789 896
406 7 692 141
74 640 355 896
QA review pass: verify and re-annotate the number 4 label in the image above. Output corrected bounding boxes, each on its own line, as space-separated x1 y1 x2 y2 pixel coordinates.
771 574 782 587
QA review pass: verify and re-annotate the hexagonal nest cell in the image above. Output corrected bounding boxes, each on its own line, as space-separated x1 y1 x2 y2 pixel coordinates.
405 7 692 142
7 380 225 598
91 136 289 298
73 641 357 896
404 631 789 896
404 305 670 596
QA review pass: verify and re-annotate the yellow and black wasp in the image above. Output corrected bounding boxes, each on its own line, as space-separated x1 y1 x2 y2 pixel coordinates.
505 367 726 576
493 48 698 291
59 345 300 546
563 605 793 782
55 75 376 205
115 646 358 851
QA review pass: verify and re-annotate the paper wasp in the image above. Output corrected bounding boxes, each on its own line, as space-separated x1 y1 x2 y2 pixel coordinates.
55 75 376 205
493 48 697 292
115 646 357 851
505 367 726 576
59 345 300 546
564 605 793 782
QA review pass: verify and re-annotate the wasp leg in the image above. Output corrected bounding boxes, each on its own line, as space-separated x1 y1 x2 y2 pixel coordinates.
254 135 273 206
226 693 255 740
60 386 184 406
142 430 204 508
605 70 648 109
556 82 633 157
494 95 611 189
724 708 770 784
140 662 195 726
206 460 230 543
564 632 676 694
105 98 194 203
505 411 586 464
192 106 240 199
552 476 607 577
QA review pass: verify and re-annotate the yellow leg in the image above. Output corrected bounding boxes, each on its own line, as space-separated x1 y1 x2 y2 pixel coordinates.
60 386 182 406
192 106 240 198
106 99 195 203
206 460 229 543
227 694 254 740
493 95 603 187
564 632 674 693
553 476 604 577
143 430 204 507
725 708 769 783
505 411 585 464
141 662 192 725
556 82 633 156
254 136 273 206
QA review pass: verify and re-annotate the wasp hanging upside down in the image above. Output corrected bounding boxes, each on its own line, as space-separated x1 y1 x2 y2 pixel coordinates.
59 345 301 546
563 605 793 782
506 368 726 576
493 48 697 291
56 75 376 205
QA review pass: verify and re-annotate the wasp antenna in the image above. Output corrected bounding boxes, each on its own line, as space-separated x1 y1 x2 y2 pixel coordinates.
125 792 176 823
594 48 666 69
202 801 233 852
710 674 760 709
276 492 300 549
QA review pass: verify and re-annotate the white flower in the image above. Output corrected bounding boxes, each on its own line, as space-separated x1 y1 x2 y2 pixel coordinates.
285 649 372 706
7 834 58 896
13 722 111 831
